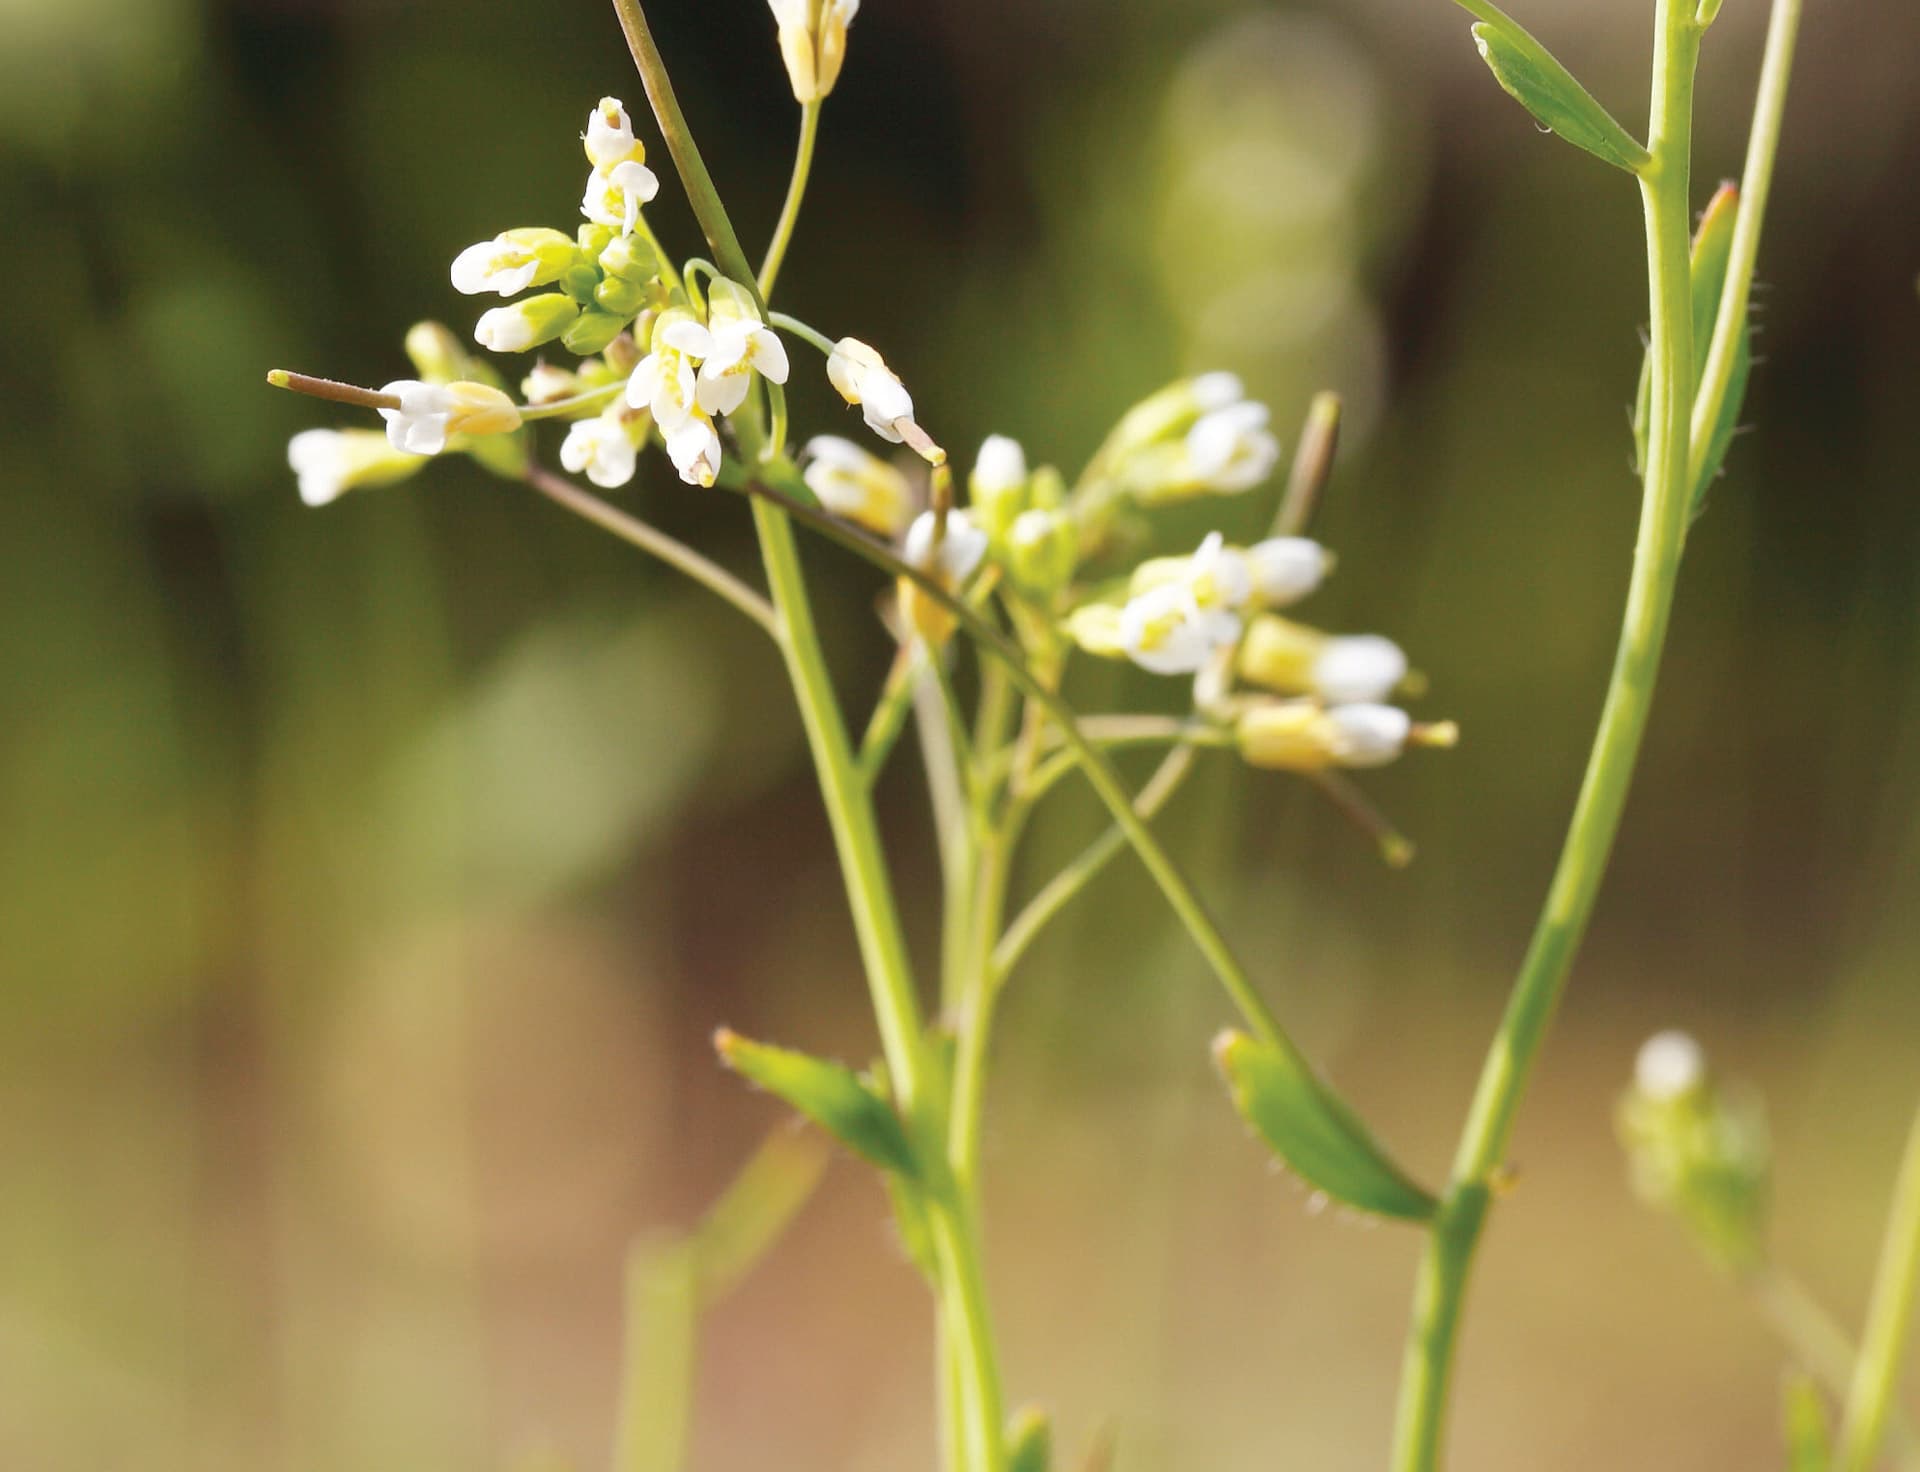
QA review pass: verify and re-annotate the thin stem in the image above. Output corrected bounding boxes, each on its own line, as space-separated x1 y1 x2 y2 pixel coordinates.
991 746 1198 985
1689 0 1801 491
760 100 822 298
524 465 779 638
858 644 923 782
1837 1105 1920 1472
1390 5 1702 1467
769 311 838 357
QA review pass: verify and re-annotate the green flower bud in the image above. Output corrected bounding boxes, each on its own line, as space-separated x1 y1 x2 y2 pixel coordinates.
1617 1031 1770 1273
967 433 1029 541
593 272 650 318
598 231 658 283
576 222 616 258
1008 508 1077 597
561 309 631 356
404 321 476 384
1026 463 1066 511
559 262 604 305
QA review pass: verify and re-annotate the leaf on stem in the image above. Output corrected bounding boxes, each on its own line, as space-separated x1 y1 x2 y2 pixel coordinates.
1468 16 1651 174
1213 1031 1439 1224
1631 182 1754 515
715 1028 922 1178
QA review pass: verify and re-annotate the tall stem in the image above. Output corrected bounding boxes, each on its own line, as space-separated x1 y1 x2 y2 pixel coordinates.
1837 1104 1920 1472
1389 5 1701 1466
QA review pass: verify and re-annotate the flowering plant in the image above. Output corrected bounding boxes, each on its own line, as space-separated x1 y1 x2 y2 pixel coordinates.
270 0 1920 1468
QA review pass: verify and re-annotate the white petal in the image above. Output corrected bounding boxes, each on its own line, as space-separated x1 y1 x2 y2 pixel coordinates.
1636 1031 1705 1101
1325 704 1410 767
1312 635 1406 704
1248 537 1330 606
695 364 752 417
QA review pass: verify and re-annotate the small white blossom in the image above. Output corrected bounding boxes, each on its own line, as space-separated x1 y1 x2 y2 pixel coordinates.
584 97 645 170
1636 1031 1706 1102
1186 399 1280 492
696 278 790 417
473 294 581 353
664 413 724 487
1312 634 1407 705
560 407 644 489
287 428 421 507
582 159 661 236
1119 582 1241 676
827 337 916 442
972 434 1027 497
1246 537 1331 607
626 307 714 431
803 435 914 538
903 508 988 586
376 379 522 457
1191 371 1245 411
450 228 573 297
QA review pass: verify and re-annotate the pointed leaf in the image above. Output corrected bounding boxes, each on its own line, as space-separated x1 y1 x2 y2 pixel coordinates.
1008 1406 1052 1472
1213 1031 1438 1223
1468 19 1651 174
715 1030 921 1178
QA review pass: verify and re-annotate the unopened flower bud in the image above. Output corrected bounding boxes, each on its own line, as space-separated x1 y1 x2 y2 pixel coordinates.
597 231 658 283
968 433 1029 540
898 509 988 644
1238 615 1408 704
474 294 582 353
287 428 425 507
562 308 631 356
520 360 583 406
1236 700 1422 772
1008 508 1077 596
1618 1032 1770 1273
802 435 914 538
768 0 861 102
584 97 645 171
827 336 917 443
450 227 578 298
1246 537 1332 607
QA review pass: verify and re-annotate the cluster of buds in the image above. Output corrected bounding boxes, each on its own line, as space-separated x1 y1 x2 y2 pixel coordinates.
1617 1031 1771 1274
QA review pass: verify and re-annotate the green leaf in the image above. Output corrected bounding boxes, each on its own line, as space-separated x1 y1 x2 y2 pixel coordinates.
1007 1406 1052 1472
715 1029 921 1178
1468 17 1651 174
1783 1372 1833 1472
1213 1031 1439 1223
1628 182 1754 513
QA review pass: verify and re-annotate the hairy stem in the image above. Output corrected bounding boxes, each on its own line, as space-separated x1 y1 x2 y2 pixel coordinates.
1390 4 1703 1466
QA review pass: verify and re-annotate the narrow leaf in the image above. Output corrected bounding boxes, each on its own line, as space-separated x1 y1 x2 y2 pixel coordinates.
1469 20 1651 174
1007 1406 1053 1472
1783 1372 1833 1472
715 1029 921 1178
1214 1031 1439 1223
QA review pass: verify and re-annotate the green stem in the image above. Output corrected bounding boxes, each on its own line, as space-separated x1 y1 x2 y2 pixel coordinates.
524 466 779 637
1837 1105 1920 1472
1689 0 1801 490
761 100 822 297
1389 6 1702 1467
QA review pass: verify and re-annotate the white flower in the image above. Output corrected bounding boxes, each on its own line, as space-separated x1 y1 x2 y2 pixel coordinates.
903 508 988 586
1636 1031 1706 1102
1312 634 1407 705
626 307 713 432
450 228 574 297
582 159 660 236
664 413 723 488
827 337 916 442
1324 703 1412 767
1191 371 1245 411
376 379 522 456
1246 536 1331 607
1186 399 1280 492
287 428 422 507
695 278 790 417
584 97 644 170
1118 582 1241 676
803 435 913 538
473 293 581 353
972 434 1027 495
560 408 643 489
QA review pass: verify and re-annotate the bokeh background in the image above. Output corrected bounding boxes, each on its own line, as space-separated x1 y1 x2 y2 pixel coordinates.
4 0 1918 1467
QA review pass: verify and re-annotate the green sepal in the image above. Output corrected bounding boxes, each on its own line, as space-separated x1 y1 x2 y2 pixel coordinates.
1213 1031 1438 1223
715 1029 920 1179
596 273 651 319
559 263 604 305
562 308 632 357
1467 17 1651 174
1782 1372 1832 1472
1007 1406 1052 1472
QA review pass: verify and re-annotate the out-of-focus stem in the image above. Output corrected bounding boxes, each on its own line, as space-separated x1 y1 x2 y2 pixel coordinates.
1837 1106 1920 1472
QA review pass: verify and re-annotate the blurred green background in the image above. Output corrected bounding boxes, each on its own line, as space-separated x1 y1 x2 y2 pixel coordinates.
3 0 1918 1467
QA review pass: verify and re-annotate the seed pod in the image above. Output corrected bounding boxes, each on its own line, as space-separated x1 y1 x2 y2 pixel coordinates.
1214 1031 1439 1223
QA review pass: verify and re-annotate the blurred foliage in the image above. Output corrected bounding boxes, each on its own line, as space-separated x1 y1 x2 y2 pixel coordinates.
3 0 1919 1468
